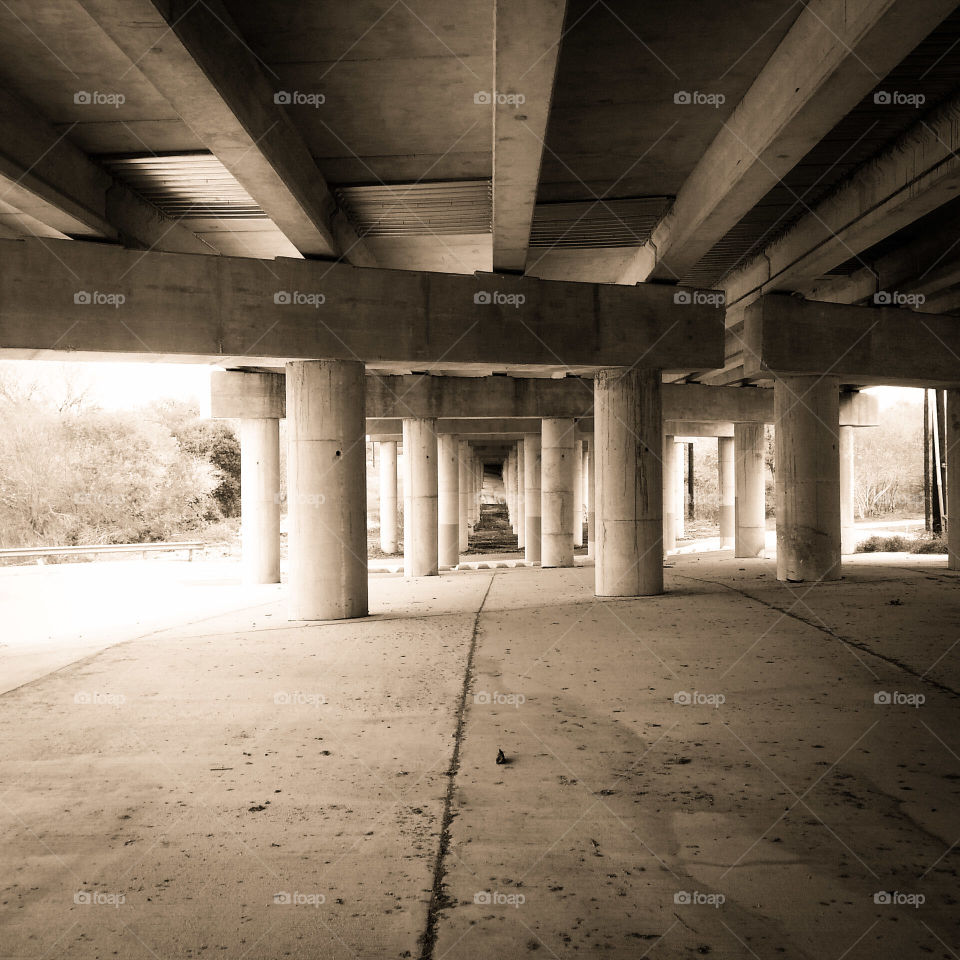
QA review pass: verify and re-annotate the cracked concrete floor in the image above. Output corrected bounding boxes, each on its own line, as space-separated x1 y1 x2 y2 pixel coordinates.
1 552 959 958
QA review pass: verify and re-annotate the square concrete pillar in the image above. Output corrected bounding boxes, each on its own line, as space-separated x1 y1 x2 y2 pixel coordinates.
286 360 368 620
839 425 856 554
662 434 677 552
948 390 960 570
379 440 399 554
718 436 734 548
573 439 584 547
403 418 439 577
240 418 281 584
734 421 766 557
586 439 595 559
458 440 470 553
438 434 460 567
541 418 576 568
774 375 841 582
524 434 541 563
594 368 663 596
516 439 525 550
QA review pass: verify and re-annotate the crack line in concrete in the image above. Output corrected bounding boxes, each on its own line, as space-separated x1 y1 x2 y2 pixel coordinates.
679 574 960 700
418 571 497 960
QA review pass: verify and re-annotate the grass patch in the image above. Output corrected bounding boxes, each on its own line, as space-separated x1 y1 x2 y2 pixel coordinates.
856 534 946 554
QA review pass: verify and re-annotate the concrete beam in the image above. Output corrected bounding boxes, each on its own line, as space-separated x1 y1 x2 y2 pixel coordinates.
0 240 721 367
623 0 956 285
210 371 286 419
0 86 213 253
725 92 960 306
492 0 567 272
743 294 960 386
367 420 737 441
77 0 371 263
805 210 960 306
210 371 769 423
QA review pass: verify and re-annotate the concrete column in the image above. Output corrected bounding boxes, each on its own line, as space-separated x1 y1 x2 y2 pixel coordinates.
403 418 439 577
379 440 399 554
524 433 542 563
595 368 663 597
774 375 841 582
541 418 576 568
438 434 460 567
507 450 517 532
573 439 584 547
718 436 734 548
734 422 766 558
240 418 281 584
663 433 677 552
516 440 525 550
839 425 856 554
586 439 596 559
674 441 686 539
948 390 960 570
458 440 470 553
286 360 367 621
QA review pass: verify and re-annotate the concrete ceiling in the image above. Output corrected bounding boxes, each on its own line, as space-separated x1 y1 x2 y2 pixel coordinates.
0 0 959 386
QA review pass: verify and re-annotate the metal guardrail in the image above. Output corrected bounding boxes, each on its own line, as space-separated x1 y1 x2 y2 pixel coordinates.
0 541 205 563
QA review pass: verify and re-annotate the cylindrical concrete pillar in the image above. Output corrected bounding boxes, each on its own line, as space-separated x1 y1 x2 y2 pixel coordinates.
458 440 470 553
734 421 766 558
403 418 439 577
586 439 595 559
674 441 686 540
663 434 676 551
948 390 960 570
718 436 734 548
774 375 841 582
524 433 542 563
240 418 281 584
541 418 576 567
839 425 856 554
438 434 460 567
379 440 399 554
594 368 663 596
286 360 367 620
516 440 525 550
573 439 584 547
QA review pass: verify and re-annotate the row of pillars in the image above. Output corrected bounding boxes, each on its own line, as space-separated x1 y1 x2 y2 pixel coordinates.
236 362 948 621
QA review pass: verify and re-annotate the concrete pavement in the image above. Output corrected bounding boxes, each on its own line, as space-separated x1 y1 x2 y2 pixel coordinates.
1 554 959 957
